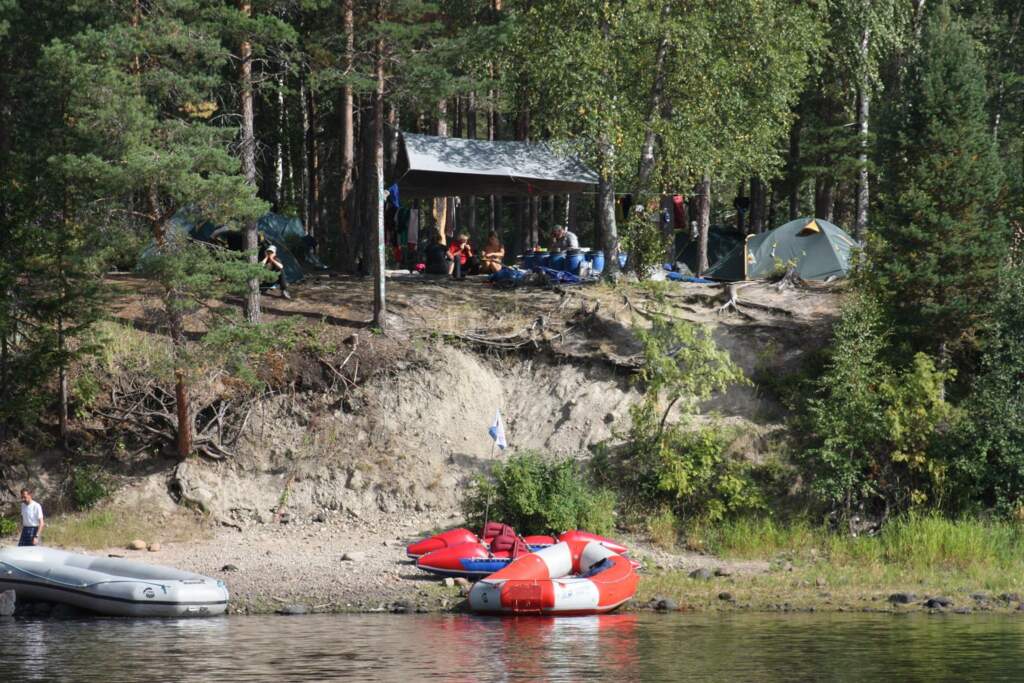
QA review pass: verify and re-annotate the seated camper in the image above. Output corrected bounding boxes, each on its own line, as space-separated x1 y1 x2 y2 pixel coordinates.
259 245 292 299
479 232 505 274
424 233 453 276
448 233 476 279
550 225 579 253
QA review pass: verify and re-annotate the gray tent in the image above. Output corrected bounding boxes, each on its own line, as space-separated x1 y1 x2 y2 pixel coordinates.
704 217 858 281
393 133 598 199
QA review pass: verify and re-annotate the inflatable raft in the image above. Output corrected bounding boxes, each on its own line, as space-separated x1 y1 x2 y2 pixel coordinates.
468 539 639 616
0 546 229 617
415 529 629 579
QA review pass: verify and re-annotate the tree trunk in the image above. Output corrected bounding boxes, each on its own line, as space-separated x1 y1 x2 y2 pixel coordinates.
855 79 870 239
239 0 260 324
276 76 285 209
488 82 498 234
750 177 766 233
338 0 355 272
372 10 386 329
735 181 745 233
466 91 478 234
598 138 619 279
58 320 68 447
174 365 191 460
814 176 835 221
305 85 320 245
434 99 448 242
787 114 801 220
635 1 671 198
695 175 711 275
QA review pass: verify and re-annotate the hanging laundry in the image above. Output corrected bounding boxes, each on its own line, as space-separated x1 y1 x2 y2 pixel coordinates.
407 207 419 245
672 195 687 230
659 196 676 229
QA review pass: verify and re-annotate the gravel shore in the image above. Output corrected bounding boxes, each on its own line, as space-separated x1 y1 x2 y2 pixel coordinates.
94 512 770 615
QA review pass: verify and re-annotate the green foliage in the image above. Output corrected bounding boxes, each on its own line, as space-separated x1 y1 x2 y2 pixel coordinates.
461 452 617 536
620 212 667 278
0 516 17 536
595 308 760 522
647 507 679 550
872 5 1008 363
620 402 765 523
803 293 957 517
71 463 113 510
953 267 1024 516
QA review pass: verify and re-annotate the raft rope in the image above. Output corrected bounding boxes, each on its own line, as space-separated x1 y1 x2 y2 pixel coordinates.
0 560 177 593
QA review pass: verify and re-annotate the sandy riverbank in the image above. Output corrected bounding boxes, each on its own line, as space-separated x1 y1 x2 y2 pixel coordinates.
65 513 1023 618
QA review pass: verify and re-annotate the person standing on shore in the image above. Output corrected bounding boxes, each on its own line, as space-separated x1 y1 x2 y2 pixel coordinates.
19 488 44 546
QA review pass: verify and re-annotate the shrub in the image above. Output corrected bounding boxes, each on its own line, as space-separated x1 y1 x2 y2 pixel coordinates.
621 211 669 278
647 507 679 550
601 308 761 523
461 451 617 536
71 463 113 510
0 516 17 536
802 293 957 520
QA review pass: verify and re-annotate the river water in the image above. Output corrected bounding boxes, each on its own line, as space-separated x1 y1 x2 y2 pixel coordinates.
2 612 1022 681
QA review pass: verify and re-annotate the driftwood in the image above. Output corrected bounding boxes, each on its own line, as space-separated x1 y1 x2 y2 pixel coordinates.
98 374 251 460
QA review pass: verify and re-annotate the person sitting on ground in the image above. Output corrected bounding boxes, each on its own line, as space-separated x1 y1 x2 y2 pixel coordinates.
19 488 44 547
259 245 292 299
480 231 505 274
424 232 452 275
448 232 476 279
551 225 579 252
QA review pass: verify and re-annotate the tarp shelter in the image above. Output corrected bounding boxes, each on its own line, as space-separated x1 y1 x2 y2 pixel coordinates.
393 133 599 199
675 226 744 276
164 209 305 284
704 217 858 281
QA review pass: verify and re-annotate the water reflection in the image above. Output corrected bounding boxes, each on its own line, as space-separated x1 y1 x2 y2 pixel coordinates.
2 612 1024 682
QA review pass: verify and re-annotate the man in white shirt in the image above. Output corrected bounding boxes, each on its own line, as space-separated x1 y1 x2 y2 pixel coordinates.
19 488 44 546
551 226 580 252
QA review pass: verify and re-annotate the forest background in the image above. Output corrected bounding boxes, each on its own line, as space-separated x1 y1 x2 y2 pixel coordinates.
1 0 1023 538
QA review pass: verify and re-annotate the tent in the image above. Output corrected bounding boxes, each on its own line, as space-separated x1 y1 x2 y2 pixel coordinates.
164 209 305 284
675 226 744 276
704 217 858 281
393 133 598 199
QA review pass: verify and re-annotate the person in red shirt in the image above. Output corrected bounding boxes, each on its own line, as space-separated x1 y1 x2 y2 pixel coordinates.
448 233 475 279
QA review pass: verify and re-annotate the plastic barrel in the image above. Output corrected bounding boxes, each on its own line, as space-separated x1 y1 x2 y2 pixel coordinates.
550 252 566 271
524 253 537 269
539 254 551 269
591 251 605 273
566 252 585 275
618 252 628 269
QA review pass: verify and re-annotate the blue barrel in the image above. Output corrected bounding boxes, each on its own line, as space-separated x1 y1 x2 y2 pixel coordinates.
550 252 566 271
618 252 628 269
524 252 537 269
591 251 605 273
566 251 585 275
539 253 551 269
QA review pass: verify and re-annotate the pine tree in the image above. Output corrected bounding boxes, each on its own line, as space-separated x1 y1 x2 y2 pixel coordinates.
45 0 267 458
872 4 1007 365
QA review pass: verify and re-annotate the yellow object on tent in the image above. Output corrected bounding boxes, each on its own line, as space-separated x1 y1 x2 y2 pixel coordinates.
798 219 821 236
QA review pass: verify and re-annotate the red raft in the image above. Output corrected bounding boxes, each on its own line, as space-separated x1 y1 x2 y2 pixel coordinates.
406 522 517 559
412 527 629 580
468 539 639 616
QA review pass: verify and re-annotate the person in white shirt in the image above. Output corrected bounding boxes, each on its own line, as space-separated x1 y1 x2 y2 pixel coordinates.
551 225 580 252
19 488 44 546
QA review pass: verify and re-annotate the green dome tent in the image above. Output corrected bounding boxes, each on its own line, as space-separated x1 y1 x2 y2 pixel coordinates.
157 209 305 284
704 217 858 281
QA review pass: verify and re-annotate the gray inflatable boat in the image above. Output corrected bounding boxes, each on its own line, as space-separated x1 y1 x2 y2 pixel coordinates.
0 546 229 617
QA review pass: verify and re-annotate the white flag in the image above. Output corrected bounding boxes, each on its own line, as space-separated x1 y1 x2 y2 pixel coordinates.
488 409 507 450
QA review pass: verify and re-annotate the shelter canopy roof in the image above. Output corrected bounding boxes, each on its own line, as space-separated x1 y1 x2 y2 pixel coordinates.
393 133 598 199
